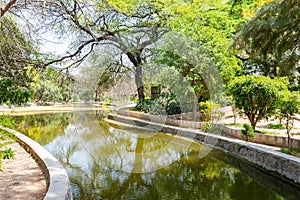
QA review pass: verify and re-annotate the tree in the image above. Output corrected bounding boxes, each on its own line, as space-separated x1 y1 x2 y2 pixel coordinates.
154 33 221 120
35 67 74 103
151 0 248 119
241 123 255 142
15 0 170 100
228 75 288 130
0 16 41 105
234 0 300 81
277 91 300 151
0 78 33 105
0 17 41 85
0 0 16 18
75 48 126 102
166 0 244 86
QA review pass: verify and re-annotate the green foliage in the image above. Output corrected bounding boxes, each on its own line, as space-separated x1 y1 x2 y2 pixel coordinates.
166 99 181 115
135 99 155 113
280 148 296 156
277 91 300 151
35 67 74 103
228 123 244 128
166 0 244 86
35 79 63 102
254 130 277 135
0 115 16 170
234 0 300 83
267 124 284 130
208 124 223 134
277 91 300 118
280 148 289 154
199 101 223 122
0 115 15 129
134 93 181 115
0 115 16 144
102 99 112 108
235 144 242 151
241 123 255 142
202 123 211 132
152 93 181 115
229 75 288 130
0 17 42 105
0 148 15 160
0 79 33 105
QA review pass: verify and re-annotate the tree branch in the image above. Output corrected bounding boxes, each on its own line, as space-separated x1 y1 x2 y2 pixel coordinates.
43 35 108 68
0 0 17 18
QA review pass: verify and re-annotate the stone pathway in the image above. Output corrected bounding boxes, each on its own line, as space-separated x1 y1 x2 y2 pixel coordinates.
0 142 47 200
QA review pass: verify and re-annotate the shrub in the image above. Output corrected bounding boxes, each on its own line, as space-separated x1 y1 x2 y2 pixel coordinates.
0 114 15 128
280 148 296 155
135 99 154 113
0 148 15 160
134 93 181 115
202 123 211 132
102 99 112 108
241 123 255 142
199 101 223 122
166 99 181 115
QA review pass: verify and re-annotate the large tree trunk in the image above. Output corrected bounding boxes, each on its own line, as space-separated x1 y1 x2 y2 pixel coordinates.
127 52 145 101
135 64 145 101
192 97 198 121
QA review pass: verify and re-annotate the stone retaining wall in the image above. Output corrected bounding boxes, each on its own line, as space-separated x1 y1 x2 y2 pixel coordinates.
117 110 300 150
0 126 72 200
109 112 300 185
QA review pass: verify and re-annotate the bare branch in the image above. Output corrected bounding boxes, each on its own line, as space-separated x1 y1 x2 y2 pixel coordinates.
43 35 108 68
0 0 17 18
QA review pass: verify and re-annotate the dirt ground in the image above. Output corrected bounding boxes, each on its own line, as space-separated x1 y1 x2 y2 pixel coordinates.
222 113 300 139
0 142 47 200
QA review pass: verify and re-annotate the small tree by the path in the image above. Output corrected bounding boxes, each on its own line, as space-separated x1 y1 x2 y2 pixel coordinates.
277 91 300 152
229 75 288 130
241 124 255 142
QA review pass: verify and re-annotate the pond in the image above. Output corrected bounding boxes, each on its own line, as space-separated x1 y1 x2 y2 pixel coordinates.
14 111 300 200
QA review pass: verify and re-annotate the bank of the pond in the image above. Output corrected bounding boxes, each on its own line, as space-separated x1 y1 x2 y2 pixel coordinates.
0 104 99 116
108 112 300 186
0 140 46 200
0 126 72 200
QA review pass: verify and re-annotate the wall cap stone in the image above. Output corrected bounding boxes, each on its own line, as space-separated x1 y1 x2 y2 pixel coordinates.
0 125 72 200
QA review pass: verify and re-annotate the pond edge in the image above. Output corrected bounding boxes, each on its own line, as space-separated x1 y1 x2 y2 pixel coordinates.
0 125 72 200
108 112 300 186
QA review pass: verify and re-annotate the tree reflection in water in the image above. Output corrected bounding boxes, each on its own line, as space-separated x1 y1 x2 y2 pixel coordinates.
15 112 290 200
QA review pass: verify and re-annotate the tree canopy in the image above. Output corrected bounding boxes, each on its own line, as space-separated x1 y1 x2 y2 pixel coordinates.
234 0 300 80
229 75 288 130
14 0 171 100
1 0 299 119
0 16 41 104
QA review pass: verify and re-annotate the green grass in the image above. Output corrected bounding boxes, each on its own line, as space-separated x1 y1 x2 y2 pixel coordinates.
227 123 244 128
0 115 16 170
0 148 15 160
254 130 279 135
266 123 285 130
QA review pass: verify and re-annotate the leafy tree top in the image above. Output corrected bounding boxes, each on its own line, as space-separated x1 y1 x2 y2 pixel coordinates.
234 0 300 77
229 75 288 129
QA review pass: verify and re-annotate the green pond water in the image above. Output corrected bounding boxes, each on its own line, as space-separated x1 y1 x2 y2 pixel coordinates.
14 111 300 200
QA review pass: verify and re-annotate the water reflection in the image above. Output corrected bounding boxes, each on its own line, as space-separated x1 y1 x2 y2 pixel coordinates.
14 111 297 200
